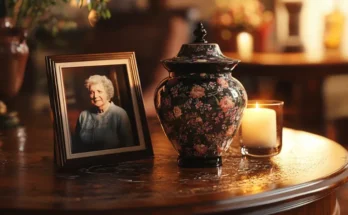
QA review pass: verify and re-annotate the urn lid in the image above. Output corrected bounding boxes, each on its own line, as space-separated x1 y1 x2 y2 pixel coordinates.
161 22 240 73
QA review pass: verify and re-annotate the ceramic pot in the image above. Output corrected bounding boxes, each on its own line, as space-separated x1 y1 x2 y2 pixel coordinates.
154 23 247 167
0 18 29 99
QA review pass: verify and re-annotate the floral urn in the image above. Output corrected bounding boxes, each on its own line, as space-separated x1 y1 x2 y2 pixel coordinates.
154 22 247 167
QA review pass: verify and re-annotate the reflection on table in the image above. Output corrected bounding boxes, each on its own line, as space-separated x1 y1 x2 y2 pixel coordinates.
0 113 347 214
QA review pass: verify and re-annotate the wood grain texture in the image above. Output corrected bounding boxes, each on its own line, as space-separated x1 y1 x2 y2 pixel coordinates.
0 113 347 214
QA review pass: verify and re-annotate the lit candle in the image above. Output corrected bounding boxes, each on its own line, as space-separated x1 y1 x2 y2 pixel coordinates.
242 103 277 147
236 32 253 60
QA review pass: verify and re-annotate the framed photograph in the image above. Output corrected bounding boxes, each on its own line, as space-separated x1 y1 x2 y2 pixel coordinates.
46 52 153 169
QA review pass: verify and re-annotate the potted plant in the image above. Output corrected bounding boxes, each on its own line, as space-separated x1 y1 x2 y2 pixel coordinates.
0 0 110 128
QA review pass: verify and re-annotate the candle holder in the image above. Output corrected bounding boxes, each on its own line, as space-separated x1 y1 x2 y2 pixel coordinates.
239 100 283 157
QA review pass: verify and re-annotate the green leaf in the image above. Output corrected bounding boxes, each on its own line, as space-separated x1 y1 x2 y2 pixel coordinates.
105 9 111 18
52 25 58 36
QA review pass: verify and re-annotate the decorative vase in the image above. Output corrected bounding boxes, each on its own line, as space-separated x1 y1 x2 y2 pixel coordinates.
283 1 303 52
0 17 29 100
154 23 247 168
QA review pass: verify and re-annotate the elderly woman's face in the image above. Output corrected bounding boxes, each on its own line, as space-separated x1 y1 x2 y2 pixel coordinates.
89 83 109 108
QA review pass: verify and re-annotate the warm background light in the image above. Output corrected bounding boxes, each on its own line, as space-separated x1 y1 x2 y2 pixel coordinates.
236 32 254 60
276 0 348 58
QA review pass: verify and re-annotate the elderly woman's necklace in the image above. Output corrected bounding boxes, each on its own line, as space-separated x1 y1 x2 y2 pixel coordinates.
97 102 111 115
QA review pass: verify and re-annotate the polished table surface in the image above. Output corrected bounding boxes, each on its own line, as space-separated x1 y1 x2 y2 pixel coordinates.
0 113 347 214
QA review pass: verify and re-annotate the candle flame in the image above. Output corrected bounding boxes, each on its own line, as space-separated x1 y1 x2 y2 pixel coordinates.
255 102 259 109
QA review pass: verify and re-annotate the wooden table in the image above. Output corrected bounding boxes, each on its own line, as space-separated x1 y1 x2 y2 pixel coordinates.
0 113 347 215
224 51 348 135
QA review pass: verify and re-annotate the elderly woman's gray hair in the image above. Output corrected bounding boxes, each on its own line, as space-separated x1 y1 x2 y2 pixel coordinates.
85 75 114 100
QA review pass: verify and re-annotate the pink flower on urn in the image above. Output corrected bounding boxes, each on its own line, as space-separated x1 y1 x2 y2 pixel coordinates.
194 144 208 156
190 85 205 98
217 78 229 88
219 96 235 112
195 117 203 123
173 106 182 118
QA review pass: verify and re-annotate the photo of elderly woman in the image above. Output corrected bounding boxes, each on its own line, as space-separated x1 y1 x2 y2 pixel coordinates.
73 75 135 153
61 64 141 155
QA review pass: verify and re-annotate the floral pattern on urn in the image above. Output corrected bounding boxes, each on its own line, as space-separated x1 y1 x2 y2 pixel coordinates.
155 23 247 167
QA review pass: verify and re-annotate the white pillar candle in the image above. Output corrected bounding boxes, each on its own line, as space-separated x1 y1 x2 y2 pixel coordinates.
242 105 277 148
236 32 253 60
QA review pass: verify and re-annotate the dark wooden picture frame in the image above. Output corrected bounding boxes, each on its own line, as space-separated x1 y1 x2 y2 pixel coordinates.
46 52 153 169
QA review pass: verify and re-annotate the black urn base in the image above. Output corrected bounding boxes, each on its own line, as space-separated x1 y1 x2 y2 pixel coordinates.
177 156 222 168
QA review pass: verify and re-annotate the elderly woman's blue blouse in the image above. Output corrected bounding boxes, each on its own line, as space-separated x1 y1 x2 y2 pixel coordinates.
73 102 134 153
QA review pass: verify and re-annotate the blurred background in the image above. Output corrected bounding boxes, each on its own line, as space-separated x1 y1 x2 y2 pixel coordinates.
1 0 348 145
0 1 348 211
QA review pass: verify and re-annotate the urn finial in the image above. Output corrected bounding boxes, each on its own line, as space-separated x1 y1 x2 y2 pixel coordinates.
193 22 207 43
